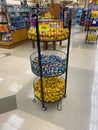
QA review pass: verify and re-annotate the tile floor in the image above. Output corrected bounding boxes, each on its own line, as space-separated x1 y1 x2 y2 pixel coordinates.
0 26 98 130
0 110 65 130
0 56 33 99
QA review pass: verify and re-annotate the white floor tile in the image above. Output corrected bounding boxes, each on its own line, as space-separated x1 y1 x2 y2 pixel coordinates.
0 110 66 130
0 56 33 99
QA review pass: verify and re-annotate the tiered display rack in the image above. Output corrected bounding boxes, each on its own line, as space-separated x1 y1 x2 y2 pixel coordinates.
85 11 98 44
29 8 72 111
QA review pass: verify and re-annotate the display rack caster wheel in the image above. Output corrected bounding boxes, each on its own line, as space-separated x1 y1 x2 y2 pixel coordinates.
42 107 47 111
32 98 37 103
64 94 67 98
57 100 62 111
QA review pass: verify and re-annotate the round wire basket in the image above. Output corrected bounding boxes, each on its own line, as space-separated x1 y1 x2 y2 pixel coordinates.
30 50 67 77
33 76 65 103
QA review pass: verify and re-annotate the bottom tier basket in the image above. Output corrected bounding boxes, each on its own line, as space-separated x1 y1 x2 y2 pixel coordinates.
33 76 65 103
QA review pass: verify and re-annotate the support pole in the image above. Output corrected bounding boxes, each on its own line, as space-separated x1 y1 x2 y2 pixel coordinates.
65 9 72 96
36 16 46 111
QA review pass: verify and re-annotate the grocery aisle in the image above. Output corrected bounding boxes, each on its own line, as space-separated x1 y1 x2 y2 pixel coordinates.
0 26 98 130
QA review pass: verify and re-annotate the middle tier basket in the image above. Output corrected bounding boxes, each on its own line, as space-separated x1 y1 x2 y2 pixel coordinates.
30 50 67 77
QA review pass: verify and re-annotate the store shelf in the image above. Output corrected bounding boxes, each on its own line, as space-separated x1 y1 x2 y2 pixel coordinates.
0 28 28 48
7 6 30 30
0 4 31 48
0 1 12 44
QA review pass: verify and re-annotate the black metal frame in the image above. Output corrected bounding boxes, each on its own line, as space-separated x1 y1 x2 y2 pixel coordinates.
36 16 47 111
31 8 72 111
64 9 72 96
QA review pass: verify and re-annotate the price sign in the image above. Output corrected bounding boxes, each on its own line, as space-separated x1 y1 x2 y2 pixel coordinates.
39 23 50 32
